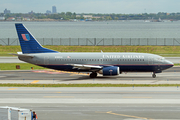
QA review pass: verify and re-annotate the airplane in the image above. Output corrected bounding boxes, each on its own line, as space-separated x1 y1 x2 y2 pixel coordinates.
13 23 174 78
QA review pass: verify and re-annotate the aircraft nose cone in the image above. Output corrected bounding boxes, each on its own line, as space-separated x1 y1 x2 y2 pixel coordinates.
168 60 174 65
165 60 174 67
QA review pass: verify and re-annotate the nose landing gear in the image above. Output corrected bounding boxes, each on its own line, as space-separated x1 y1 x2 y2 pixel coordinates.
152 73 156 78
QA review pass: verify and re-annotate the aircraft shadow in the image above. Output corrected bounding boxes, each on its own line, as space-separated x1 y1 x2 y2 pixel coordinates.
59 76 154 81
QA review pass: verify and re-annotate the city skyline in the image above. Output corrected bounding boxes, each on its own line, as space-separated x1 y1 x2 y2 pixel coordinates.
52 6 57 14
1 0 180 14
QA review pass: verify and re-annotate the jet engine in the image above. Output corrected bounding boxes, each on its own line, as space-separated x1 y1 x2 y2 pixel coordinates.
98 66 120 76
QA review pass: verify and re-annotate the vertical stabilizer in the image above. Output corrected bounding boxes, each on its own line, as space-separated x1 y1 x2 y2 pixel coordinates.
15 23 58 54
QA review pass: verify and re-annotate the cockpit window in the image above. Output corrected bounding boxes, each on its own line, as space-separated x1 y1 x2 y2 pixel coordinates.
157 57 165 61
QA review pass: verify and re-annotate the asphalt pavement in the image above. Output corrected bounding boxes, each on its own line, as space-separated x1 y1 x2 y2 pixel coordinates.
0 67 179 84
0 87 180 120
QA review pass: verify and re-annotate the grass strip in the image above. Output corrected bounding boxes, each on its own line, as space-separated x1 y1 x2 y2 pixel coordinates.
0 63 46 70
1 46 180 57
0 83 180 87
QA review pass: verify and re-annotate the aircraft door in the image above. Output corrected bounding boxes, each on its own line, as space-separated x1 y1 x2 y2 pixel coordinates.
148 57 153 65
44 56 49 65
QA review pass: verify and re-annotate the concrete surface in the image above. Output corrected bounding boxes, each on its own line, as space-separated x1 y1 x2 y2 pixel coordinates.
0 87 180 120
0 67 179 84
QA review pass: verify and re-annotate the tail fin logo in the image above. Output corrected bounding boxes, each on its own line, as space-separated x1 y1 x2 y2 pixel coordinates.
21 34 30 41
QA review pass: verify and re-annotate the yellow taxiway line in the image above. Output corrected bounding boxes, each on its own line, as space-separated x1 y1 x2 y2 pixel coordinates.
106 111 153 120
8 88 18 90
31 80 39 84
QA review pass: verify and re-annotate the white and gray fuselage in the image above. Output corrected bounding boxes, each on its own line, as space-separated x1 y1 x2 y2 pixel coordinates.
19 52 173 73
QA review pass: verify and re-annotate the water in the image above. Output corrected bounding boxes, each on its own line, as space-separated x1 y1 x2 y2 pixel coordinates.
0 21 180 38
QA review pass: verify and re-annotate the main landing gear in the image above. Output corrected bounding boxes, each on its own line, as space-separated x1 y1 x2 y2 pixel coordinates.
90 72 97 78
152 73 156 78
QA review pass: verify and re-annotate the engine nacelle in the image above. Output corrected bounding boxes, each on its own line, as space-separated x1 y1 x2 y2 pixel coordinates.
98 66 120 76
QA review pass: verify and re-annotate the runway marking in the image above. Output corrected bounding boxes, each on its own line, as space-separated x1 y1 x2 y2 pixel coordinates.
70 74 79 76
56 92 62 93
49 70 88 76
8 88 17 90
106 111 153 120
31 80 39 84
43 96 74 98
123 96 152 99
33 70 88 75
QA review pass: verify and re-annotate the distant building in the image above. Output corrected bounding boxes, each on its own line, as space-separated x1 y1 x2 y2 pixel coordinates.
83 15 93 18
23 17 31 21
0 17 5 21
46 10 51 14
76 15 81 17
29 11 35 14
92 16 101 19
52 6 57 14
4 9 10 14
7 17 15 21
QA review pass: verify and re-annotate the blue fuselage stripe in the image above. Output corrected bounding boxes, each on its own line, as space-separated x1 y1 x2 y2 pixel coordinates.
37 64 173 72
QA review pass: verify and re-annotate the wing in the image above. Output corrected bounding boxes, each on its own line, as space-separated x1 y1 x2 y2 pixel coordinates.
69 64 102 71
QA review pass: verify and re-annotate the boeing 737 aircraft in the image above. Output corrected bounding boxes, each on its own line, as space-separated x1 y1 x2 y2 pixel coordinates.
13 23 174 78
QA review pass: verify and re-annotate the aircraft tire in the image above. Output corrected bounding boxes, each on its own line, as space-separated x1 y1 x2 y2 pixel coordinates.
152 73 156 78
90 72 97 78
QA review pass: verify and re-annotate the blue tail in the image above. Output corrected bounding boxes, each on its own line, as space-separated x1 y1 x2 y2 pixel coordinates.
15 23 58 54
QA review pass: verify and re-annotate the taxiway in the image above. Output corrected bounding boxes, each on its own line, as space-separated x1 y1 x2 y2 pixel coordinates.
0 87 180 120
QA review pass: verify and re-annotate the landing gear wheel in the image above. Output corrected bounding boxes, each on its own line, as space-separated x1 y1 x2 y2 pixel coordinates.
90 72 97 78
152 73 156 78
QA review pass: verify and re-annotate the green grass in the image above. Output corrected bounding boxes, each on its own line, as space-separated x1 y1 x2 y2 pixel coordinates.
1 46 180 57
0 83 179 87
0 63 46 70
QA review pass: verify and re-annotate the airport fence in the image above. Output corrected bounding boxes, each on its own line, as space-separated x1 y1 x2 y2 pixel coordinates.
1 38 180 46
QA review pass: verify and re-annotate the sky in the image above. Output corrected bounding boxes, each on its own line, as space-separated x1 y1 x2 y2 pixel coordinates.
1 0 180 14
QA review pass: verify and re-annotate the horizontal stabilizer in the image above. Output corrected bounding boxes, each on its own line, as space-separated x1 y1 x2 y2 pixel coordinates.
10 53 34 58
